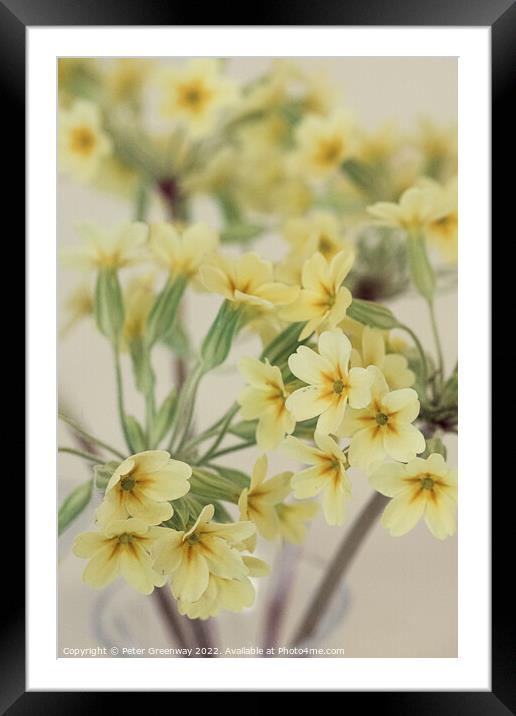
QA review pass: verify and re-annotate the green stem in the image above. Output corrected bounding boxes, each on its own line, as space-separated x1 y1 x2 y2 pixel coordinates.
169 364 204 454
145 389 156 448
114 348 133 452
399 323 429 387
197 404 240 464
200 440 254 463
427 300 445 388
58 447 101 462
58 413 125 460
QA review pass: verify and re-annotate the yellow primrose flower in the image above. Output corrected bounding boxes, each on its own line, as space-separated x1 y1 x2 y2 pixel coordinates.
62 222 148 270
238 455 292 540
149 222 219 279
280 250 354 340
277 212 350 284
370 453 457 539
355 122 400 164
104 58 154 104
73 518 167 594
153 504 255 603
286 330 372 434
123 274 155 344
59 100 112 182
421 177 458 263
60 282 94 337
96 450 191 526
199 252 299 310
338 367 425 471
158 58 237 136
367 184 440 231
237 357 296 451
177 556 269 620
283 433 351 526
350 325 415 390
294 110 354 179
276 500 319 544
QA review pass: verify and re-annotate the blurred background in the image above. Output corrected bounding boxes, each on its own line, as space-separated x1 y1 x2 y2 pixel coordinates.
58 57 457 657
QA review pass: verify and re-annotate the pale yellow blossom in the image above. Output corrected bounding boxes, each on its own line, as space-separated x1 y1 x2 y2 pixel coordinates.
276 500 319 543
281 250 354 340
62 222 148 270
237 358 296 451
294 111 354 179
420 177 458 262
350 325 415 390
152 504 255 603
96 450 191 526
370 454 457 539
283 433 351 526
73 518 167 594
338 367 425 471
238 455 292 539
286 330 372 435
59 100 111 182
149 222 219 278
367 184 440 231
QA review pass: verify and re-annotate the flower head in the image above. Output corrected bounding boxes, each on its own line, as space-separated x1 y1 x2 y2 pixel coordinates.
177 556 269 620
276 500 319 543
59 100 112 182
286 330 372 435
238 455 292 540
294 111 354 179
370 454 457 539
149 222 219 279
350 325 415 390
338 367 425 471
237 357 296 451
73 518 167 594
200 252 299 310
152 504 255 603
367 184 440 231
158 59 237 136
96 450 191 526
62 222 148 271
422 177 458 263
283 433 351 525
281 250 354 340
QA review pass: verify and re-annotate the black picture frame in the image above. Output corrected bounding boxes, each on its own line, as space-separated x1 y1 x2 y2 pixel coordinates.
6 0 503 709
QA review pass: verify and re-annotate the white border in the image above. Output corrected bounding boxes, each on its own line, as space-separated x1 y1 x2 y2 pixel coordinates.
28 27 490 691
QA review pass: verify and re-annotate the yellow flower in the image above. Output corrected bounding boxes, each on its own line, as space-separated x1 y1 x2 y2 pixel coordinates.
370 453 457 539
152 504 255 603
286 330 372 434
355 122 400 163
276 500 319 543
199 252 299 310
123 274 155 343
149 222 219 279
60 282 94 337
350 325 415 390
96 450 191 526
104 58 154 104
158 59 237 136
237 358 296 451
367 184 440 231
277 212 350 284
280 250 354 340
283 433 351 526
294 111 354 179
62 222 148 270
338 367 425 471
58 100 112 182
73 518 167 594
238 455 292 539
177 556 269 620
421 177 458 263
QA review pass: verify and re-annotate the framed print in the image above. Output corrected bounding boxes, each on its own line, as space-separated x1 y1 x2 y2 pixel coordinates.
6 0 506 707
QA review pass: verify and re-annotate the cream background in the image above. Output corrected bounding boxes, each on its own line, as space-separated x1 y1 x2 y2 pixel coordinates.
58 57 457 657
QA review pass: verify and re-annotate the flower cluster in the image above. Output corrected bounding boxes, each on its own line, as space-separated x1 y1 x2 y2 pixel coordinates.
59 58 458 628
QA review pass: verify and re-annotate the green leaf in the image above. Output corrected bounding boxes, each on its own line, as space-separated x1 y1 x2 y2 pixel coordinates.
58 479 93 535
260 322 306 365
93 460 120 491
123 415 146 453
210 465 250 491
190 467 244 503
423 436 447 460
94 268 125 343
347 298 400 330
220 223 265 245
228 420 257 442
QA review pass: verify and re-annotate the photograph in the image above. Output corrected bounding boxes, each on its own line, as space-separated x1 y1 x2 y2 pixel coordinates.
57 56 459 660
